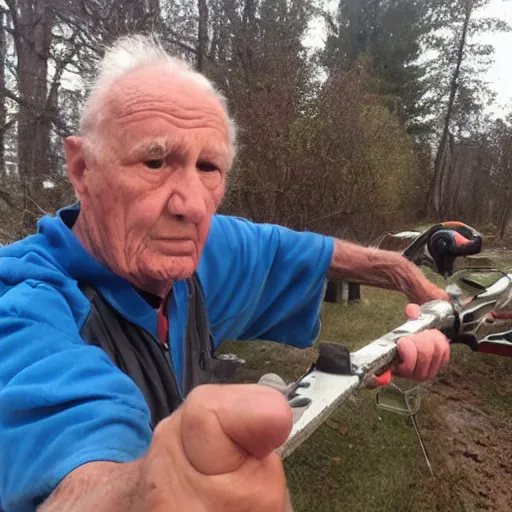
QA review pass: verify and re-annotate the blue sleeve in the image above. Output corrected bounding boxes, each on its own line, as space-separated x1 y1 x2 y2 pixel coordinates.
198 216 334 348
0 281 152 512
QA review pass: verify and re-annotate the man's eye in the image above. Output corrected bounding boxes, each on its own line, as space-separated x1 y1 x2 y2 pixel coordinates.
197 161 219 173
144 159 165 170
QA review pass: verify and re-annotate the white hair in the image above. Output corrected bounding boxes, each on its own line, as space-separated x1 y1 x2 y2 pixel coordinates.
79 34 237 160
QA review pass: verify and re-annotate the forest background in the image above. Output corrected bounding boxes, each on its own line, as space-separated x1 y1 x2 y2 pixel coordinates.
1 0 512 245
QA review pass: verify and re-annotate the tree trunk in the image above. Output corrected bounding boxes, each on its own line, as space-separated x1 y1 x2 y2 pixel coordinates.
498 201 512 240
427 2 472 219
197 0 209 71
0 10 6 177
8 0 54 233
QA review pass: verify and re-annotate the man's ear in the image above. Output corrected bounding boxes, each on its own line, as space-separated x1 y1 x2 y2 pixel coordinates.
64 136 88 202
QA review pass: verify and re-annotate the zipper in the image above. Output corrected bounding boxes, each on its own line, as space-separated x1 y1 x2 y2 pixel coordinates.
101 290 184 401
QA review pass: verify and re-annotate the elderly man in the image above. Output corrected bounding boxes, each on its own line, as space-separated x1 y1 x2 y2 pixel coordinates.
0 35 449 512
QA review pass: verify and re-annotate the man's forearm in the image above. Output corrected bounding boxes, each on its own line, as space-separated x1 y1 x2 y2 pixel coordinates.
327 238 446 304
327 239 411 290
38 461 145 512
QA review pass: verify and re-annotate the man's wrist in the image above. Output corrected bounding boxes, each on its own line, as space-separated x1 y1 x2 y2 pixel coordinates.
38 460 146 512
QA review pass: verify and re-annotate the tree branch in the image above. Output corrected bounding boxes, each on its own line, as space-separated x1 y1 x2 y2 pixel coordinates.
25 194 50 216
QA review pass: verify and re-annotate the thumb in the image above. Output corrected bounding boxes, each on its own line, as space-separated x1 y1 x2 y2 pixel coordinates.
179 384 293 475
405 303 421 320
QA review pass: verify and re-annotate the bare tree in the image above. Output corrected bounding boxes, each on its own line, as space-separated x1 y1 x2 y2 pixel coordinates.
426 0 509 219
196 0 209 71
4 0 54 232
489 119 512 239
0 7 7 176
428 0 472 219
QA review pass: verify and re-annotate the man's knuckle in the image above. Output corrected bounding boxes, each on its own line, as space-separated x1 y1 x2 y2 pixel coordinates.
398 362 413 379
186 384 206 404
181 387 219 433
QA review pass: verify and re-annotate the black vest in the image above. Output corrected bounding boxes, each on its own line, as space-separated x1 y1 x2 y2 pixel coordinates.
78 274 239 428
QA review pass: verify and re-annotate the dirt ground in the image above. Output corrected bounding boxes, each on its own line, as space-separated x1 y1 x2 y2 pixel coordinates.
411 352 512 512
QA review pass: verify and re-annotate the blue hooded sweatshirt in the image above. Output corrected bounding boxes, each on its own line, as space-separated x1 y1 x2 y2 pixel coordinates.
0 203 333 511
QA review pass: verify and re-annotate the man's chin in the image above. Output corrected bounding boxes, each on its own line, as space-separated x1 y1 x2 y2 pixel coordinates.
141 257 198 283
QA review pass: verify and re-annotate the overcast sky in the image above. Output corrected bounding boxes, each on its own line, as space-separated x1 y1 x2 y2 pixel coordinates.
305 0 512 117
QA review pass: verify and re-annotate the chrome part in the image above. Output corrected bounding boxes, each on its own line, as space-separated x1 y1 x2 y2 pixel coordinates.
458 273 512 339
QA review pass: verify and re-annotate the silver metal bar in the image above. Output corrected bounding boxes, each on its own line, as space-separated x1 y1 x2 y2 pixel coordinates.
410 413 433 476
403 388 434 476
278 300 456 459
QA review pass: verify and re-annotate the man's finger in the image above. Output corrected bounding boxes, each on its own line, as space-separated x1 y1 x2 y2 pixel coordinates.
179 384 293 475
218 385 293 458
428 284 450 302
412 333 436 381
439 330 450 367
394 337 418 379
426 332 447 380
441 338 451 367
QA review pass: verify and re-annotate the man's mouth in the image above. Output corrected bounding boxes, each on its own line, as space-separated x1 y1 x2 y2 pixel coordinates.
159 236 193 241
153 237 196 255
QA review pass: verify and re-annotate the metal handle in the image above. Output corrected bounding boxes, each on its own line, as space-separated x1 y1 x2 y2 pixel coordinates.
279 300 456 459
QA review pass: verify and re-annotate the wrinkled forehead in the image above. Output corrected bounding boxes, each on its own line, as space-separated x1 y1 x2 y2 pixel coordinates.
99 66 232 158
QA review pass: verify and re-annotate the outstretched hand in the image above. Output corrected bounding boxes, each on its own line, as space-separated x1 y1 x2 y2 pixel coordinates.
142 384 294 512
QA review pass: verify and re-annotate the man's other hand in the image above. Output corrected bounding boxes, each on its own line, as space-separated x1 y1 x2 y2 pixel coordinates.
392 303 450 381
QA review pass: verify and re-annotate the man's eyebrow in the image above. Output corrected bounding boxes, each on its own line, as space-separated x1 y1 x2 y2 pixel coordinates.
199 149 229 164
126 137 231 167
127 138 187 160
199 142 231 167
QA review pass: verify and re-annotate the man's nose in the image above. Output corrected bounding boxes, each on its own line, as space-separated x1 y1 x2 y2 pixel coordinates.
166 166 207 222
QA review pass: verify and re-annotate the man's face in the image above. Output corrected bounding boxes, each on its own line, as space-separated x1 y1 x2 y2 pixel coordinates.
73 67 231 293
